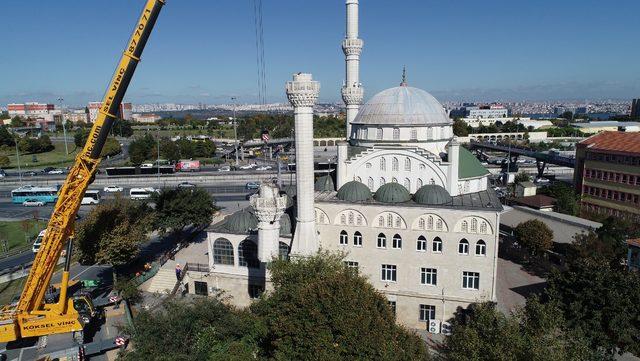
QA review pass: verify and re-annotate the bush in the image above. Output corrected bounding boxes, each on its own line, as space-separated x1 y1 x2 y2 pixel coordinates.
515 219 553 256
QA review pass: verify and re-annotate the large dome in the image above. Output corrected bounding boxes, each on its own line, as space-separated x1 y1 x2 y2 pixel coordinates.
352 86 451 126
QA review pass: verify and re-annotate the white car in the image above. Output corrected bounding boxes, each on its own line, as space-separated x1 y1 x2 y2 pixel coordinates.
534 177 550 184
47 169 64 175
255 165 272 171
239 164 256 170
218 166 231 172
23 199 45 207
103 185 124 193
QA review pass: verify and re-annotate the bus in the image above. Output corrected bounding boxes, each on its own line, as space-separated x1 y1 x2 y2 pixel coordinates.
11 185 59 204
81 190 101 205
130 188 157 200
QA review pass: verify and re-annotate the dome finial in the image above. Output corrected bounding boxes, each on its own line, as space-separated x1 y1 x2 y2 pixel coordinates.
400 66 407 86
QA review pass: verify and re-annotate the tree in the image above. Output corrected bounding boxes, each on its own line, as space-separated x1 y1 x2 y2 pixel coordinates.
541 182 578 215
74 128 87 148
514 219 553 256
251 252 429 360
544 260 640 357
153 188 216 234
159 139 181 163
101 138 122 157
10 116 24 127
514 172 531 184
441 300 607 361
0 155 9 168
175 138 194 159
112 119 134 137
453 119 469 136
0 126 15 147
128 135 155 165
74 196 153 267
193 139 216 158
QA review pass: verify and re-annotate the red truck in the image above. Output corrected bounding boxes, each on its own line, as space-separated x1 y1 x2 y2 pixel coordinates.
176 160 201 172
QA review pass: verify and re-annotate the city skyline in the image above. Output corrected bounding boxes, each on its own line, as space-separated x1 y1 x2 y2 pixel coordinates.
1 0 639 106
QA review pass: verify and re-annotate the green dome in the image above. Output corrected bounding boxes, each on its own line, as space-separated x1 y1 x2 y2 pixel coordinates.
413 184 452 205
314 175 335 191
279 213 292 236
225 210 258 233
336 181 372 202
374 183 411 203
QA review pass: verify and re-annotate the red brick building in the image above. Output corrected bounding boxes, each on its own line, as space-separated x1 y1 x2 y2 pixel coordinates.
574 131 640 220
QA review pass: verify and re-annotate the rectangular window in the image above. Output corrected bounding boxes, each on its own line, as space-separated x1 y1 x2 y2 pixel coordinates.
388 300 397 315
419 304 436 322
462 271 480 290
381 264 397 282
344 261 359 269
420 268 437 286
194 281 208 296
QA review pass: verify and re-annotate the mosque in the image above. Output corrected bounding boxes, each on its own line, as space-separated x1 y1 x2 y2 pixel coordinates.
184 0 502 331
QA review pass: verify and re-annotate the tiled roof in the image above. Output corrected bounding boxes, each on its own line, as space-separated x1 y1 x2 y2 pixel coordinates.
580 131 640 155
513 195 556 210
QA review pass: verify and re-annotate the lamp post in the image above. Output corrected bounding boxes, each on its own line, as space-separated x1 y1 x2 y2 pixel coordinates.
15 135 22 185
232 97 239 167
57 98 69 156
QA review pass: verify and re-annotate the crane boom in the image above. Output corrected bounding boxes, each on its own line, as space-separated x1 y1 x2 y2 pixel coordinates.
0 0 165 342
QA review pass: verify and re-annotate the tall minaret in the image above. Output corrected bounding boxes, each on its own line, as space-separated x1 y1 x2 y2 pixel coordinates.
251 183 287 262
341 0 364 140
286 73 320 255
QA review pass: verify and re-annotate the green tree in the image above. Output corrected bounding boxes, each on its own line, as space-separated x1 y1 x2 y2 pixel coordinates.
112 119 134 137
128 135 155 165
544 260 640 357
101 138 122 157
159 139 181 163
251 252 429 360
0 126 15 147
453 119 469 136
74 196 152 267
514 219 553 256
514 172 531 184
0 155 10 168
74 128 87 148
175 138 195 159
441 300 607 361
0 111 9 120
153 188 216 234
193 139 216 158
541 182 578 215
10 116 24 127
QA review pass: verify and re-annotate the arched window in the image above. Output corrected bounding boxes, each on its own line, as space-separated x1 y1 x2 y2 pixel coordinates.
380 177 386 186
368 177 374 190
319 213 326 224
436 219 443 231
380 157 386 171
476 240 486 255
387 214 393 227
354 231 363 246
419 164 426 170
458 239 469 255
471 218 478 233
405 157 411 171
377 233 387 248
378 216 384 227
418 218 425 229
366 162 372 169
461 220 469 233
279 241 290 260
377 128 383 140
393 128 400 140
433 237 443 253
339 230 348 245
417 178 423 188
356 176 362 183
348 212 355 225
480 222 488 234
427 216 434 230
392 157 399 171
417 235 427 251
213 238 234 265
340 214 347 225
238 240 259 268
392 234 402 249
403 178 411 191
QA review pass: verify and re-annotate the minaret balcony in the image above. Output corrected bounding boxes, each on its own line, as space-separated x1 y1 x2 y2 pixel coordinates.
342 38 363 56
341 85 364 105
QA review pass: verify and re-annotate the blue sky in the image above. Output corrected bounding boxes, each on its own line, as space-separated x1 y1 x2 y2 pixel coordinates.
1 0 639 106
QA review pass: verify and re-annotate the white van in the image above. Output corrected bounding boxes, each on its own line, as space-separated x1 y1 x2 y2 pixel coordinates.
81 190 101 205
130 187 157 200
33 230 46 253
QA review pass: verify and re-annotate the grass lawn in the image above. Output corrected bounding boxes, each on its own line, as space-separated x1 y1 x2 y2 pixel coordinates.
0 219 48 253
1 141 78 170
0 278 27 305
132 127 236 139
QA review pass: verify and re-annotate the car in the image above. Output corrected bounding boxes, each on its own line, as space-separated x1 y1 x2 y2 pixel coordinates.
239 164 256 170
177 182 196 189
23 171 38 177
218 166 231 172
47 169 64 175
141 163 154 168
103 185 124 193
245 182 260 190
255 165 272 171
534 177 550 184
32 230 46 253
23 199 45 207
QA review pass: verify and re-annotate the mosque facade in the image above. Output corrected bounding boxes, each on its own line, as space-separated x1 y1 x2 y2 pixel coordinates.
184 0 502 331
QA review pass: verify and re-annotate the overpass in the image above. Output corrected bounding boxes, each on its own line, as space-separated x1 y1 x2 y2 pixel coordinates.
468 140 576 178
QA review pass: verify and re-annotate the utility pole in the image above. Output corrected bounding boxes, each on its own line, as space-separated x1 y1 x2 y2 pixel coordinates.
57 98 69 156
157 126 160 186
232 97 239 167
15 134 22 185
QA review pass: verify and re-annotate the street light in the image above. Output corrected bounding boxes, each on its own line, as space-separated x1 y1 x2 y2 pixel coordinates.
231 97 239 167
57 98 69 156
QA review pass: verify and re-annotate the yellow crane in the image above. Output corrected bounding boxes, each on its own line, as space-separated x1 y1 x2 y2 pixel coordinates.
0 0 165 343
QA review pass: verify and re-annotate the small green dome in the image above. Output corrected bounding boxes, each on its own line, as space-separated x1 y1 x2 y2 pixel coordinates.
374 183 411 203
225 210 258 233
314 175 335 191
336 181 372 202
413 184 452 205
279 213 292 236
